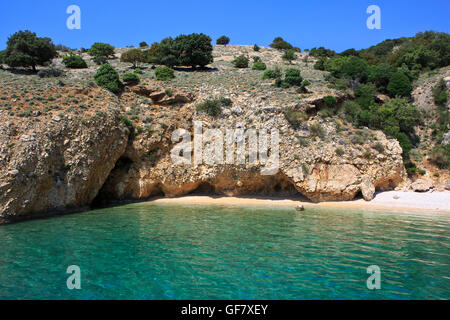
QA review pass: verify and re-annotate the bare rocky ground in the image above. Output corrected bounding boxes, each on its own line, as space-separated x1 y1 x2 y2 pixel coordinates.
0 45 448 223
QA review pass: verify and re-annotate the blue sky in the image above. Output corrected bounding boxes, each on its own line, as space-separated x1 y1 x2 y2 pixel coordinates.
0 0 449 52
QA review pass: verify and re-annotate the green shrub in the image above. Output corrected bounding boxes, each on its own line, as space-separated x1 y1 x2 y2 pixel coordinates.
123 72 139 85
325 56 369 81
263 67 282 80
252 61 267 70
94 64 122 94
232 55 249 68
93 56 108 65
309 47 336 58
310 123 325 138
155 66 175 81
430 144 450 169
282 49 297 63
139 42 148 48
133 68 143 74
297 80 310 93
253 44 260 52
218 97 233 106
62 55 87 68
196 98 231 117
216 36 230 45
342 101 361 123
433 78 448 106
372 142 385 153
285 109 307 127
368 63 395 92
88 42 115 58
387 72 413 97
37 68 64 78
355 83 376 109
335 147 345 156
323 95 337 108
314 57 326 70
284 68 303 87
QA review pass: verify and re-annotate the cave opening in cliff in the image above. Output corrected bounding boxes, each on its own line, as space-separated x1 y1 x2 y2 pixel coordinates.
190 182 216 195
91 156 136 208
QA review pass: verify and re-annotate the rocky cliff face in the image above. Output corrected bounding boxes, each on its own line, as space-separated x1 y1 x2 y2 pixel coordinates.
0 87 128 224
96 86 405 205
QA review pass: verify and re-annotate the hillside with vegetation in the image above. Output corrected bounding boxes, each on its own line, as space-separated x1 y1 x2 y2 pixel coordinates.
0 30 448 223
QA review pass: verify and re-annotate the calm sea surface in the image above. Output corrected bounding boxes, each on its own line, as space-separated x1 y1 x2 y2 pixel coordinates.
0 203 449 299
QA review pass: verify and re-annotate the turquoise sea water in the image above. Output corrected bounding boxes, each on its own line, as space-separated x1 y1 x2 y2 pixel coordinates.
0 203 449 300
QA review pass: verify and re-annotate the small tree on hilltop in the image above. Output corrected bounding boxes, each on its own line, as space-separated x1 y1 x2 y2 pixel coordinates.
282 49 297 64
176 33 214 68
88 42 115 58
4 30 57 71
270 37 294 51
154 34 214 68
216 36 230 45
121 48 144 68
139 42 148 48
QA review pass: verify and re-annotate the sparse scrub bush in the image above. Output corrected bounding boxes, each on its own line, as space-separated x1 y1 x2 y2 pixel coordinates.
252 61 267 70
335 147 345 156
93 56 108 65
323 95 337 108
232 55 249 68
123 72 139 85
94 64 122 94
310 123 326 138
282 49 297 64
372 142 385 153
155 66 175 81
285 109 307 127
262 67 282 80
253 44 260 52
62 55 87 68
430 144 450 169
283 68 303 87
433 78 448 106
37 68 64 78
196 97 231 117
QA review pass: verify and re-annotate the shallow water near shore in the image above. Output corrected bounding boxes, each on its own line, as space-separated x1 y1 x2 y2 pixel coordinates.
0 203 449 300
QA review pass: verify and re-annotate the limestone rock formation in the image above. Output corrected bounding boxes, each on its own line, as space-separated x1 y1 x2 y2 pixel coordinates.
0 97 128 224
